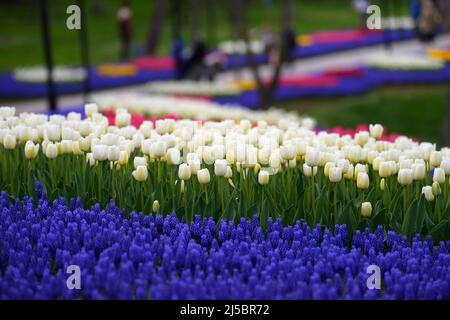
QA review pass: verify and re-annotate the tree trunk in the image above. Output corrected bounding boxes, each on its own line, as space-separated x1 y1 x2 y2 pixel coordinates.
145 0 166 55
191 0 201 42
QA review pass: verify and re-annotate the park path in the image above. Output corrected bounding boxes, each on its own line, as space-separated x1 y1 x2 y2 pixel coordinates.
6 32 450 114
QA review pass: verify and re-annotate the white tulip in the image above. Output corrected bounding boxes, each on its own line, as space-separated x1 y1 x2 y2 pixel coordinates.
24 141 39 159
92 145 108 161
167 148 181 165
197 168 211 184
107 146 120 161
132 165 148 182
214 159 228 176
178 163 191 180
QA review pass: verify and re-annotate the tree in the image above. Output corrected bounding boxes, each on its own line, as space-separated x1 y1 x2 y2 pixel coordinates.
438 0 450 145
145 0 167 55
231 0 294 110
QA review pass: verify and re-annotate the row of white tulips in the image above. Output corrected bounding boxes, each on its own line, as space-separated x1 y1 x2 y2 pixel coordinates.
92 93 312 125
146 81 242 96
0 105 449 239
13 66 87 83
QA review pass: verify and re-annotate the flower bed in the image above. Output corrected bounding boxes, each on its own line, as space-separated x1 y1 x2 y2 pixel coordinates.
13 66 87 83
1 105 449 243
146 81 242 97
1 189 448 299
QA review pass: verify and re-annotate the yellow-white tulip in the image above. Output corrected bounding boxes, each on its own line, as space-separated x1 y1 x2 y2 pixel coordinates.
357 172 369 189
178 163 191 181
132 165 148 182
422 186 434 202
433 168 445 184
84 103 98 117
45 143 58 159
152 200 160 213
329 167 342 183
258 170 270 185
430 151 442 168
412 163 425 180
361 202 372 218
369 124 383 139
3 134 16 149
118 150 129 165
24 141 39 159
397 168 413 186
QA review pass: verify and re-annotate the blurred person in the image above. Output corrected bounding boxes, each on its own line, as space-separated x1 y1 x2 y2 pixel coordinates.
352 0 370 29
172 36 186 79
116 1 133 60
185 36 207 80
282 27 297 63
410 0 422 30
417 0 442 43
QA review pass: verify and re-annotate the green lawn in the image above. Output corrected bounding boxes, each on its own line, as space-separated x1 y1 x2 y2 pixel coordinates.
0 0 401 72
280 85 449 146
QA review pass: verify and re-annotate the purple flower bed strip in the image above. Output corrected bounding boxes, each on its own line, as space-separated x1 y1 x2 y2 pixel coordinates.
0 188 449 300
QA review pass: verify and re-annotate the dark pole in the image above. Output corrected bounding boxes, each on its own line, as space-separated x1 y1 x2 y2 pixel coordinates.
39 0 57 111
78 0 90 103
382 0 392 51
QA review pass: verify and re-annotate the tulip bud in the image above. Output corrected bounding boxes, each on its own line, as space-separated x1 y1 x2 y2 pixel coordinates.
380 178 385 191
197 168 211 184
433 168 445 184
178 163 191 181
357 172 369 189
258 170 270 185
397 168 413 186
422 186 434 202
369 124 383 139
226 149 236 165
24 141 39 159
3 134 16 149
354 163 367 179
152 200 160 213
134 156 147 168
432 181 441 196
258 148 270 165
118 151 129 165
167 148 181 165
329 167 342 183
361 202 372 218
132 165 148 182
45 143 58 159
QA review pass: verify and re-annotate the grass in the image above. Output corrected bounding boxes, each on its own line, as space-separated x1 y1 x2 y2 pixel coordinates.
0 0 406 72
279 85 449 146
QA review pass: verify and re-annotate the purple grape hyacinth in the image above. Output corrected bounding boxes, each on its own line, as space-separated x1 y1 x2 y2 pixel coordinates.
0 186 449 300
